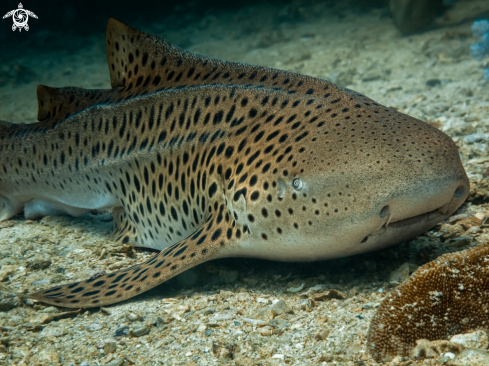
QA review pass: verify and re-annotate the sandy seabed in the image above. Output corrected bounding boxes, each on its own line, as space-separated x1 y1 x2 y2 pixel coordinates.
1 1 489 365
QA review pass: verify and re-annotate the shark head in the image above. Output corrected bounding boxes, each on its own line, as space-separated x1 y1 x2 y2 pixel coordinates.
234 98 469 261
307 107 468 258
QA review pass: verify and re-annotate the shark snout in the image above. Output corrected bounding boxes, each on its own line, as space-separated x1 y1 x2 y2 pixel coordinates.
385 176 468 224
363 171 469 249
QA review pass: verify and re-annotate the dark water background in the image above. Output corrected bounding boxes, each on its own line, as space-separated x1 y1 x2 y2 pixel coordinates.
0 0 386 62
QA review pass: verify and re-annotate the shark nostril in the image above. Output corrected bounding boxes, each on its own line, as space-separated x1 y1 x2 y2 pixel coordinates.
380 205 389 218
453 185 467 198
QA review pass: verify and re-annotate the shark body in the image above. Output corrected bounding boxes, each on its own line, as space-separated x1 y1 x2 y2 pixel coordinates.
0 19 469 308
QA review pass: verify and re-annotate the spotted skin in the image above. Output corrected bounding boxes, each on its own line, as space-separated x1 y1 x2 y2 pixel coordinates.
0 19 469 308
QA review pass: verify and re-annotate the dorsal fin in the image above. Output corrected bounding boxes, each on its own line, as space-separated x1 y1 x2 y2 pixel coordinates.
105 18 354 99
37 85 120 123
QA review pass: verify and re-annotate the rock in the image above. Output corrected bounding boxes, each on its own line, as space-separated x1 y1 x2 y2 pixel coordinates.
388 262 418 283
79 362 95 366
42 326 68 337
315 329 330 340
29 313 51 325
234 355 254 366
450 349 489 366
126 312 142 322
219 290 234 298
213 310 235 321
131 324 151 337
257 326 273 336
269 318 290 330
0 292 21 310
102 339 117 354
463 133 487 144
29 346 60 365
286 283 304 293
86 323 103 331
114 325 129 337
0 265 16 282
450 330 488 350
39 306 60 314
105 359 124 366
257 299 293 319
270 300 292 316
31 279 51 286
312 289 347 301
439 223 466 240
426 79 441 87
410 339 464 359
300 298 314 310
26 257 52 270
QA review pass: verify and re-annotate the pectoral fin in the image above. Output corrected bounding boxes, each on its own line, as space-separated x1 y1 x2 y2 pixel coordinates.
109 207 142 247
29 203 240 308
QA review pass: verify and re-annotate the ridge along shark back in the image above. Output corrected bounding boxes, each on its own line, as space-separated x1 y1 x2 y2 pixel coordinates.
0 18 469 308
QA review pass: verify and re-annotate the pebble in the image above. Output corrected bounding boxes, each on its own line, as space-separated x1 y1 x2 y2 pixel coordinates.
269 318 290 330
450 330 488 349
441 352 456 359
426 78 441 87
242 318 268 325
452 349 489 365
315 329 330 340
286 283 304 293
86 323 103 331
388 262 418 283
271 299 292 316
126 312 142 322
0 265 16 282
300 298 313 310
101 339 118 354
0 292 21 310
114 325 129 337
39 306 60 313
213 310 235 321
105 358 124 366
257 326 273 336
31 279 51 286
131 324 151 337
26 258 52 270
463 133 487 144
42 326 68 337
30 313 51 325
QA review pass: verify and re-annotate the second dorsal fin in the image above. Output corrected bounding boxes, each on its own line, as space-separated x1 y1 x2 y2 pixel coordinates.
105 18 350 99
37 85 121 123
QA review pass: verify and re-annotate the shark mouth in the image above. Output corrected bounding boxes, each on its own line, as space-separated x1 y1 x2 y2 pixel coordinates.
362 201 451 242
388 201 450 228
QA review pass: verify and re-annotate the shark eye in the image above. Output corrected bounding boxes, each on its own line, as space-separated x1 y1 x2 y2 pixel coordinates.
292 178 302 190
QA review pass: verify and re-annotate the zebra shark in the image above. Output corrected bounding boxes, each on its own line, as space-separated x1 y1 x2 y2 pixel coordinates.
0 18 469 308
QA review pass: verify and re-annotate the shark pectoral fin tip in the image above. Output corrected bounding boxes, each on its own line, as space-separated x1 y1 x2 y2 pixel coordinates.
30 209 236 308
